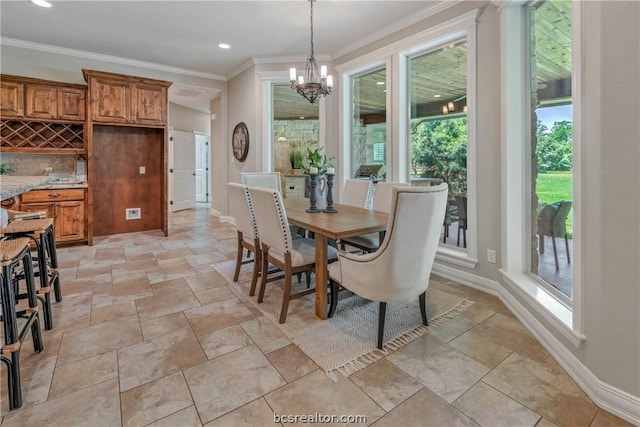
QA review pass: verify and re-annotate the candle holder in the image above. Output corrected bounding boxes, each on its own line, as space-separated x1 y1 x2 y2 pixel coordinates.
306 172 321 213
323 172 337 213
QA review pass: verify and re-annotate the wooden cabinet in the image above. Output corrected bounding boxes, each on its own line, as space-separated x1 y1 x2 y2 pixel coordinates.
20 188 87 244
25 84 86 121
57 88 86 121
84 69 170 126
1 80 24 118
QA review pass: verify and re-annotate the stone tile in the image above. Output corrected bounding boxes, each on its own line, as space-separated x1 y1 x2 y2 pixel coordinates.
195 286 236 305
135 287 201 321
198 324 254 360
241 316 290 353
118 328 207 391
1 379 121 427
184 345 286 423
386 334 490 403
458 302 496 323
151 277 193 295
427 315 478 343
184 298 257 337
140 312 192 341
112 257 159 273
90 300 138 325
185 271 229 293
185 251 229 268
590 410 634 427
265 369 385 426
483 353 598 426
121 372 194 427
148 406 202 427
147 258 198 284
453 381 541 426
91 280 153 309
205 398 277 427
448 329 513 368
0 355 56 413
472 313 549 363
57 317 143 366
112 269 148 286
50 291 93 332
153 247 194 260
349 358 422 412
371 388 479 427
266 344 319 383
49 351 118 399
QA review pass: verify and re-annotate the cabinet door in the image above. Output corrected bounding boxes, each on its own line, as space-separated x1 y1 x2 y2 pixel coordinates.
1 81 25 118
20 202 55 220
131 82 165 125
57 88 86 121
91 78 129 123
25 85 58 119
55 200 86 243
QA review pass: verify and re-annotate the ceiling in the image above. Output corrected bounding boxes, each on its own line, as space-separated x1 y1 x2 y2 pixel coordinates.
0 0 440 113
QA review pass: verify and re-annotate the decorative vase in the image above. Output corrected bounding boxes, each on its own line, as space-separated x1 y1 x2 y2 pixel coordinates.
304 174 327 210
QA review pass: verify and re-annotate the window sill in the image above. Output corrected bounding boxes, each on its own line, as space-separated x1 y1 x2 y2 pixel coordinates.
436 246 479 269
501 270 586 348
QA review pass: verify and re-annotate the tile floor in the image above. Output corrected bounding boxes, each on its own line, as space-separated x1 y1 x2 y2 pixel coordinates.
0 207 632 426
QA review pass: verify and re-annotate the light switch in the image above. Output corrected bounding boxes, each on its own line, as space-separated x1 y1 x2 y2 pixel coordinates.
139 166 146 174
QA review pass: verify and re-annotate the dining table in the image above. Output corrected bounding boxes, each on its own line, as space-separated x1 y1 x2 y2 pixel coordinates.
283 199 388 319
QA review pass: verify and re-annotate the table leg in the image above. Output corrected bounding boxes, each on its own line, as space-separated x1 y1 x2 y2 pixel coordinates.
314 234 328 319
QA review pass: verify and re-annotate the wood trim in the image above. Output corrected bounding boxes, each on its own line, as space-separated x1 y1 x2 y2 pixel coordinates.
1 74 87 90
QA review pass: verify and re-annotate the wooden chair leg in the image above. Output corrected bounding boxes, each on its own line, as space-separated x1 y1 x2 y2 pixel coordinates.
551 233 559 270
279 271 293 324
233 233 243 282
249 255 260 297
257 245 269 303
565 234 571 264
419 292 428 326
377 302 387 349
463 226 467 248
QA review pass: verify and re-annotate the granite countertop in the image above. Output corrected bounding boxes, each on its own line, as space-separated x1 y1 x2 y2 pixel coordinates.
0 176 53 200
37 183 88 190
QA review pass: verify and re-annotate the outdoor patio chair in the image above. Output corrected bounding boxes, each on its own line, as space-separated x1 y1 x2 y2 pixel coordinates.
537 200 572 270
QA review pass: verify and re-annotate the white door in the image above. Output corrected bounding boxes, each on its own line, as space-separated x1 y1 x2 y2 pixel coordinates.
195 134 209 202
171 130 196 212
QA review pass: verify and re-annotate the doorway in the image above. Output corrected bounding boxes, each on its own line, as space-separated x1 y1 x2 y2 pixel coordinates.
195 133 209 203
170 129 196 212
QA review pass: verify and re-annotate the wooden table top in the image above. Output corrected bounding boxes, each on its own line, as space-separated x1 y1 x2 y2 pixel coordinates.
283 199 388 240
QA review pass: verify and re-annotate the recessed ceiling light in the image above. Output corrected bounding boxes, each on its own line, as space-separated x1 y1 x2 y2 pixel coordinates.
218 43 230 49
376 81 385 85
433 94 442 98
31 0 52 7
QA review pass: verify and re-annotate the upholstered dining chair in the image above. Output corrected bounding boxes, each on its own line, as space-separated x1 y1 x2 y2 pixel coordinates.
341 179 374 209
226 182 262 296
240 172 282 193
455 195 468 248
537 201 572 270
340 181 410 253
328 184 448 349
249 186 338 323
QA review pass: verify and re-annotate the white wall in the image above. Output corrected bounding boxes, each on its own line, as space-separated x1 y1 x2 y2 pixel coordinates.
169 103 211 135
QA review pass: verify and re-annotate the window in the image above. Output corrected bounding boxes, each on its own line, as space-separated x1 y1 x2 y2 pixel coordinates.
351 67 387 178
409 40 468 250
528 0 574 302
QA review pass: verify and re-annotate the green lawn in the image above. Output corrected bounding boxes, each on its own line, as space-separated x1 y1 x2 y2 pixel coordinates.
536 172 573 236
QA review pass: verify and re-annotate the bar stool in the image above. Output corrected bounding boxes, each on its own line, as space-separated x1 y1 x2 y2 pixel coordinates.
0 237 44 410
1 218 61 330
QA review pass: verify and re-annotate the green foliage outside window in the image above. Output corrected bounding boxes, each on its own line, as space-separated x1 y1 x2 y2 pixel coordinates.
535 120 572 172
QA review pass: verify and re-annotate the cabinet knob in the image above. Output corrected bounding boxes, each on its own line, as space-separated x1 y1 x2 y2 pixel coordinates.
49 192 61 198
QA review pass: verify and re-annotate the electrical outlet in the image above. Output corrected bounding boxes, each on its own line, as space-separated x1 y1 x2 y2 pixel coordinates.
139 166 145 174
487 249 497 264
126 208 141 220
45 166 53 172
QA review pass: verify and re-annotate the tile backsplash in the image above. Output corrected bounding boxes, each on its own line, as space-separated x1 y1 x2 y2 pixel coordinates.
0 153 79 176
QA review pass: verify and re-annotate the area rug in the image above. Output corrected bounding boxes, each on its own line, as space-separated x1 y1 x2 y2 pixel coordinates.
212 260 473 377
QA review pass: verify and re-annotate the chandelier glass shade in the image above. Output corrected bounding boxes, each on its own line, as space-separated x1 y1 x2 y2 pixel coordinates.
290 0 332 104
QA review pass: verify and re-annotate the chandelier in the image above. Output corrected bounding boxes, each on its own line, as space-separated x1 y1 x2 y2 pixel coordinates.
289 0 333 104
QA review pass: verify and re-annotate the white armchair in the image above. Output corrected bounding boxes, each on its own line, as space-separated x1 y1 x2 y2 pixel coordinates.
341 179 374 209
328 184 448 349
240 172 282 193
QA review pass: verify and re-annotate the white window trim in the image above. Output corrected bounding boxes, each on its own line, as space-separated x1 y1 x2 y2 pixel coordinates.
336 10 480 269
499 2 585 346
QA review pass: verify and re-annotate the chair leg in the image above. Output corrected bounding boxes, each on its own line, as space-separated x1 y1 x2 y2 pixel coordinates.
249 256 260 297
457 227 461 247
233 233 243 282
419 292 429 326
551 233 559 270
257 246 269 303
377 302 387 349
328 279 339 318
539 234 545 254
306 270 311 288
565 234 571 264
463 225 467 248
279 272 292 324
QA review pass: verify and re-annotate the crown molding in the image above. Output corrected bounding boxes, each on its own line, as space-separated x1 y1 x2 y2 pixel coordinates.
331 0 464 60
0 37 227 82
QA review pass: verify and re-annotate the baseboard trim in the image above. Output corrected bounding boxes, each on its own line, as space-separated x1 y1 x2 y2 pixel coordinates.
432 262 640 425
